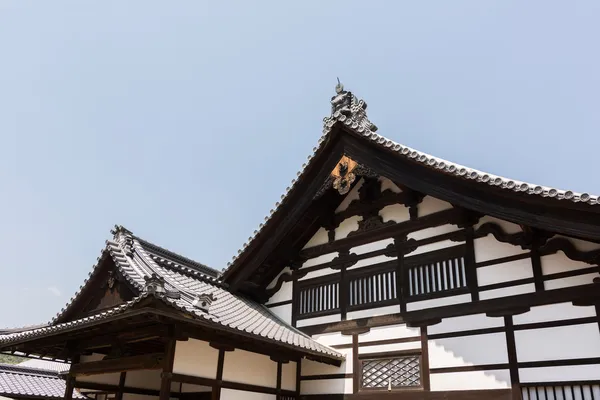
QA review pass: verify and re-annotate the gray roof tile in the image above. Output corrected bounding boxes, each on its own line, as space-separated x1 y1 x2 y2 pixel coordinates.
0 364 84 399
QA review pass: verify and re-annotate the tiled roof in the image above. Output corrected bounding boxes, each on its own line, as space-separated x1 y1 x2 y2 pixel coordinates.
222 84 600 277
0 363 84 399
18 359 70 374
0 229 343 363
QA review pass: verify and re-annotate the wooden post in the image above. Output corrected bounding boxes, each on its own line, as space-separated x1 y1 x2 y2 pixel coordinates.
159 336 177 400
352 333 359 394
295 359 302 400
420 326 430 391
115 372 126 400
276 361 282 400
212 348 225 400
394 235 407 313
504 316 521 400
64 353 80 400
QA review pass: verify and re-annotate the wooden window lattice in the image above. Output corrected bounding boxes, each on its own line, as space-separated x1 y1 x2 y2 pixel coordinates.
406 255 467 298
349 269 396 307
298 280 339 316
521 383 600 400
361 355 421 389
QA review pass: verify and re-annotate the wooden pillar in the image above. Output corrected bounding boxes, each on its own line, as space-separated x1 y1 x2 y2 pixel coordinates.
159 336 177 400
420 326 430 391
531 247 544 292
276 361 283 400
504 316 521 400
464 226 479 302
352 333 359 394
212 348 226 400
64 353 80 400
340 263 348 320
394 234 407 313
115 372 126 400
295 359 302 400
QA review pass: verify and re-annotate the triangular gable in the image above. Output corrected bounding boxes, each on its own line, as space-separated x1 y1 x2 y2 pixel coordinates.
222 83 600 298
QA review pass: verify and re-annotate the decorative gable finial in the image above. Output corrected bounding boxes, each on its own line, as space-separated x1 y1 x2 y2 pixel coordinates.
192 293 216 313
323 79 378 133
143 273 181 299
110 225 135 257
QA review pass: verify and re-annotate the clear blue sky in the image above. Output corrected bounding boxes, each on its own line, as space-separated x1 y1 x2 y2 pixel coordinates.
1 1 599 327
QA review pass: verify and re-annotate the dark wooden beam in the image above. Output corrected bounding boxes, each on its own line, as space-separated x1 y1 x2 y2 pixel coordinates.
70 353 164 376
74 381 177 397
115 372 126 400
160 334 177 400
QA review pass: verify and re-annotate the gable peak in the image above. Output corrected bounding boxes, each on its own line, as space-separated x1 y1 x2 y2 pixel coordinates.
324 79 378 133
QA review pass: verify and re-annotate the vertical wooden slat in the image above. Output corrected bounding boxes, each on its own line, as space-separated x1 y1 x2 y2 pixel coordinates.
464 226 479 301
115 372 126 400
295 359 301 400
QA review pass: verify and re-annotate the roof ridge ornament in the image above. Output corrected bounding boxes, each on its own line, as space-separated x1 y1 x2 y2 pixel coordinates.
110 225 135 257
323 78 378 133
143 273 181 299
192 292 216 313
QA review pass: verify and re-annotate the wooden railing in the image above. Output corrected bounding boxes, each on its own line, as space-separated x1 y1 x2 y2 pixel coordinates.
521 381 600 400
296 245 468 319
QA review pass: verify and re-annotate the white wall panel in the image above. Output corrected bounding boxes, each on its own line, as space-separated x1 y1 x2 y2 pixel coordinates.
77 372 120 385
265 281 292 305
419 196 453 217
351 238 394 255
125 369 161 390
222 349 277 388
348 254 395 270
281 362 297 391
545 273 598 290
269 304 292 325
541 253 594 276
335 178 363 213
220 389 276 400
408 224 461 241
346 305 401 320
429 333 508 368
513 302 596 325
477 258 533 286
520 364 600 383
173 339 219 379
380 203 410 223
407 294 471 311
474 236 527 263
303 227 329 249
429 314 504 334
302 349 352 375
358 341 421 354
298 267 338 280
554 235 600 252
335 216 361 240
410 240 462 256
430 370 511 391
515 323 600 362
301 253 338 269
313 332 352 347
296 314 341 327
479 283 535 301
359 324 420 342
380 177 402 193
300 378 352 395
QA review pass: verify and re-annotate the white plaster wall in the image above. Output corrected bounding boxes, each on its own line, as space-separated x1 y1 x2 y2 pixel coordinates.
269 304 292 324
312 332 353 347
428 333 508 368
515 323 600 362
380 177 402 193
541 253 594 276
358 341 421 354
554 235 600 252
220 389 276 400
266 267 291 290
347 305 401 320
351 238 394 255
281 361 297 391
335 216 362 240
302 348 352 375
479 283 535 301
296 313 341 327
359 324 420 342
430 370 511 391
77 372 121 385
380 204 410 223
513 302 596 325
545 273 598 290
474 236 528 263
298 267 338 281
222 349 277 388
265 281 292 305
301 378 352 395
477 258 533 286
407 294 471 312
410 239 463 256
519 364 600 383
335 178 363 213
125 369 162 390
347 254 395 270
303 227 329 249
475 216 522 234
408 224 460 241
301 253 338 269
429 313 504 334
419 196 452 217
173 339 219 379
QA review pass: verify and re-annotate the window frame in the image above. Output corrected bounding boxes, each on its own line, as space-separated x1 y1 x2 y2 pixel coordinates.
357 349 425 393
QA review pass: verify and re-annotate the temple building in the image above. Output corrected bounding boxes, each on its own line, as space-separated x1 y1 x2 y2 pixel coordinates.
1 84 600 400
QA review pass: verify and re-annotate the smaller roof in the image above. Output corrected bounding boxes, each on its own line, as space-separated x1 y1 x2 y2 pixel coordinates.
18 359 70 374
0 363 83 399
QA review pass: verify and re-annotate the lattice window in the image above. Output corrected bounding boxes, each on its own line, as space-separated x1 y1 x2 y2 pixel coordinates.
521 382 600 400
360 354 421 390
298 280 339 316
